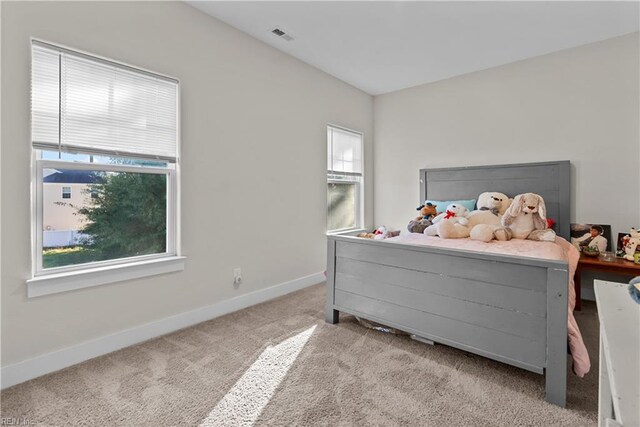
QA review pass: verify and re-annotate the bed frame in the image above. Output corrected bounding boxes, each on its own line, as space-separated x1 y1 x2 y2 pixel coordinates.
325 161 571 407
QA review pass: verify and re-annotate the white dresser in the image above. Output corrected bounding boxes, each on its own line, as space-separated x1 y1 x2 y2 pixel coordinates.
594 280 639 427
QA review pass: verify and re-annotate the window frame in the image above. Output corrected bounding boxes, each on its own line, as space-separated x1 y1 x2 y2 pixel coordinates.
28 38 183 295
34 156 178 277
327 178 362 234
326 124 364 234
61 186 71 199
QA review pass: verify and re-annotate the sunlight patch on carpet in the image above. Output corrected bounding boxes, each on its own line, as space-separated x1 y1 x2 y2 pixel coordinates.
198 325 317 427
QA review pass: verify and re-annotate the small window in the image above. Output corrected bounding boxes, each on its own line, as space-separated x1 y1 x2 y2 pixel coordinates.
327 125 363 233
62 186 71 199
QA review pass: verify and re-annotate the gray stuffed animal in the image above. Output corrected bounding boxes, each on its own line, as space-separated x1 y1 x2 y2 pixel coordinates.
407 218 432 233
407 201 437 233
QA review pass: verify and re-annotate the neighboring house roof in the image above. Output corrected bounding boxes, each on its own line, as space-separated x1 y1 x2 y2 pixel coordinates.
44 170 100 184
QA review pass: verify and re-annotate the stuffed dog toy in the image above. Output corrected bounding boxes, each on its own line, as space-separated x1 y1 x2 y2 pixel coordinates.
494 193 556 242
468 192 512 242
407 202 438 233
416 201 438 221
476 192 512 215
435 193 510 240
424 203 470 238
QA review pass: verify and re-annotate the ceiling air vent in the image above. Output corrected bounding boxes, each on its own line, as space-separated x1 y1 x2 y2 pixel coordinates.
271 27 294 41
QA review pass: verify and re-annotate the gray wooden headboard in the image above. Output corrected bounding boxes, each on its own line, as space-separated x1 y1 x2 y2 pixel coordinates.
419 161 571 240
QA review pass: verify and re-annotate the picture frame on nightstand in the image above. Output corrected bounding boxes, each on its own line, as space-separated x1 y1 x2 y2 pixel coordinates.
570 223 612 252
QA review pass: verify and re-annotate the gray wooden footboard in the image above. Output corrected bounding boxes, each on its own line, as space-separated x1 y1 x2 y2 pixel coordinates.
325 235 569 407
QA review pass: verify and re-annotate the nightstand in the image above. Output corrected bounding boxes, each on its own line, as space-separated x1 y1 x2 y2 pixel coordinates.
574 254 640 310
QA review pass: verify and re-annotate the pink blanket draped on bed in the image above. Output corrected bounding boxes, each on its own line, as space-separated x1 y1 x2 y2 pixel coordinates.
556 237 591 377
387 233 591 377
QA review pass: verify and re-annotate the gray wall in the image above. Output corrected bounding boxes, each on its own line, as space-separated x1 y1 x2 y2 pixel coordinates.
1 1 373 366
374 33 640 239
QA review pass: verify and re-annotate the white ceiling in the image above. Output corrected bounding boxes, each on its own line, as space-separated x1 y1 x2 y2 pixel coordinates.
187 1 640 95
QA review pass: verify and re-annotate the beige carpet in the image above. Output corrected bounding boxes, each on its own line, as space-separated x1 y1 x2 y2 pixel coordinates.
1 284 599 426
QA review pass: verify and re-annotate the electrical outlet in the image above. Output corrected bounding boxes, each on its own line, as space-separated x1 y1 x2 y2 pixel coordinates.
233 268 242 287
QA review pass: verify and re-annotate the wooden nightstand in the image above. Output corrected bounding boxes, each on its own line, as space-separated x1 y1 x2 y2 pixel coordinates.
575 254 640 310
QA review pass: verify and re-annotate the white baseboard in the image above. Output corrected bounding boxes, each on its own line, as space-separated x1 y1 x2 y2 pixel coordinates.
1 272 324 390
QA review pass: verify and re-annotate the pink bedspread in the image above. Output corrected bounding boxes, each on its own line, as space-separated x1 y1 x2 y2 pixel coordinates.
386 233 591 377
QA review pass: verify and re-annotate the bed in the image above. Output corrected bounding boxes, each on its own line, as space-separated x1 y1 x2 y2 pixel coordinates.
325 161 572 407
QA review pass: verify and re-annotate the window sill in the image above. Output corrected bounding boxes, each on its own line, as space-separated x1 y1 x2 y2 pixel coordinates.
26 256 186 298
327 228 366 236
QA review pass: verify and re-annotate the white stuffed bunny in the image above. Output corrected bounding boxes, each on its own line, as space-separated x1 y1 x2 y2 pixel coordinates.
494 193 556 242
424 203 470 238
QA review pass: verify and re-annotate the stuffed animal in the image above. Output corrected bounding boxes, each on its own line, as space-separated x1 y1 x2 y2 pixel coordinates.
358 226 399 240
623 227 640 261
407 202 438 233
547 218 556 230
374 225 390 240
416 201 438 221
357 232 376 239
407 202 437 233
476 192 512 215
468 192 513 242
408 218 431 234
493 193 556 242
424 203 470 237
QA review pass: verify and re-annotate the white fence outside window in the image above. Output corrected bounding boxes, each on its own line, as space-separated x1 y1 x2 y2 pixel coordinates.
43 230 90 248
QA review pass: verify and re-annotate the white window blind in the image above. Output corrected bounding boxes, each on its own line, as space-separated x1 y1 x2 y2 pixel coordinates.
327 126 362 175
31 41 178 161
32 46 60 147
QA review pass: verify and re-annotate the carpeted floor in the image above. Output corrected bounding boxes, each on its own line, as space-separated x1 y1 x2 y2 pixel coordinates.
1 284 599 426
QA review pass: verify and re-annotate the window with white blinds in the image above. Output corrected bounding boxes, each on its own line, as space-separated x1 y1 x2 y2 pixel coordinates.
327 125 364 233
29 40 181 288
31 41 178 161
327 126 363 175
